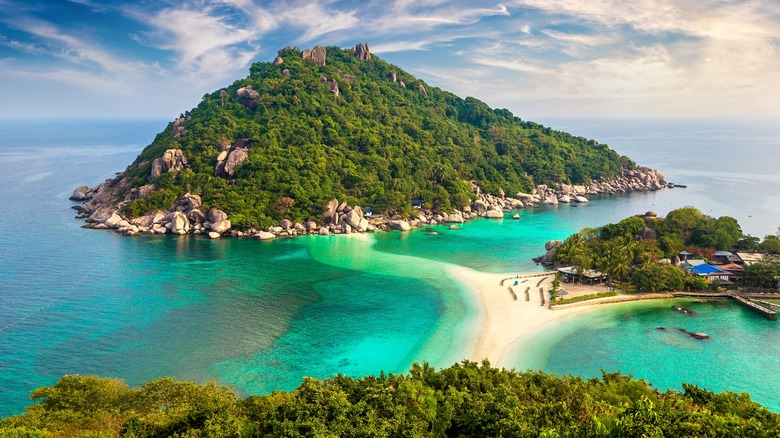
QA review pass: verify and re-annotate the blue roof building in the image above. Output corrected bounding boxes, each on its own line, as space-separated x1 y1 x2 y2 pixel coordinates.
688 264 734 283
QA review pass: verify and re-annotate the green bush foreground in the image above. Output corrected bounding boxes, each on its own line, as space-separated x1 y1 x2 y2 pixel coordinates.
2 361 777 437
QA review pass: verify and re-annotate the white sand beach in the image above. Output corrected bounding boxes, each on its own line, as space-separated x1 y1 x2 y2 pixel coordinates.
448 267 624 366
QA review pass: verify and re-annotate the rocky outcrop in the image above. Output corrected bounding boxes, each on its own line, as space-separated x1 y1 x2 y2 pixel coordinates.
340 73 355 85
151 149 188 179
418 84 428 98
70 185 92 201
327 80 339 97
236 86 260 109
215 139 252 178
172 116 190 138
302 45 327 66
273 56 283 65
216 148 248 178
355 43 371 61
282 69 290 77
168 212 190 235
390 72 397 83
534 240 562 266
174 193 201 213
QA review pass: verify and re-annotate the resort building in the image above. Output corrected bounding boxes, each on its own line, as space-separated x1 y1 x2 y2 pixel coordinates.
557 266 608 284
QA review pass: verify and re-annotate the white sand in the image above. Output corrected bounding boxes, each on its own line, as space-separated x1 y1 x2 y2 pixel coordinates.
448 267 607 366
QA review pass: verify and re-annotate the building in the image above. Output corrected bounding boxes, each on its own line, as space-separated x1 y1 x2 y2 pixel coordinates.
711 251 741 265
557 266 608 284
735 251 769 266
687 264 734 284
718 263 745 282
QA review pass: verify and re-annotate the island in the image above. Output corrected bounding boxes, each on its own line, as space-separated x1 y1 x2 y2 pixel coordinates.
71 43 665 240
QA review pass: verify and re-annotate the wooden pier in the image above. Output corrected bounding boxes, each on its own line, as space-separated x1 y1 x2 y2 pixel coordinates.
733 295 778 320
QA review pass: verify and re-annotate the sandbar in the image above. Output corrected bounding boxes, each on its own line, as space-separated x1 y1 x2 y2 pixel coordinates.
447 267 663 367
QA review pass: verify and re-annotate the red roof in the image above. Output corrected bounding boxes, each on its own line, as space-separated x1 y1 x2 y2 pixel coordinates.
719 263 744 272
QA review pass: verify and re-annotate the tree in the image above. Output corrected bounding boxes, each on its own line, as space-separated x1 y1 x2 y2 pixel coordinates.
744 260 780 288
760 235 780 253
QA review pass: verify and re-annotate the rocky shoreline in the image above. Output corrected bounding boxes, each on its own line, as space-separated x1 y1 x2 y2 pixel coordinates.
70 166 666 240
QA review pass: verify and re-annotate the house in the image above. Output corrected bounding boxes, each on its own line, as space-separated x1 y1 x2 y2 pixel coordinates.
719 263 745 282
679 250 693 261
688 264 734 284
711 251 741 265
681 259 706 268
735 251 769 266
411 199 423 209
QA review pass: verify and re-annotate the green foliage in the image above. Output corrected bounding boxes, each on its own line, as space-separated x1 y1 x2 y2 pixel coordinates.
631 264 685 292
552 291 619 306
114 45 631 226
760 235 780 253
3 363 779 437
656 206 742 250
744 259 780 288
121 189 177 218
599 216 645 240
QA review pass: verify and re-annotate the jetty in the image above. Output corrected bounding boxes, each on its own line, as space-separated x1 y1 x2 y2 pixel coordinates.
732 295 778 320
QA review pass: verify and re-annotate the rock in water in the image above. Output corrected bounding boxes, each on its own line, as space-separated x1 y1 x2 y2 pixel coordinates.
388 220 411 231
70 186 91 201
254 231 276 240
169 212 190 235
484 209 504 219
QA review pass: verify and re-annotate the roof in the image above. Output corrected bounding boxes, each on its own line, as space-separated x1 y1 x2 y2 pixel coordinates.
689 264 732 276
684 259 706 267
735 252 768 265
719 263 744 272
679 251 693 255
558 266 607 278
714 251 734 257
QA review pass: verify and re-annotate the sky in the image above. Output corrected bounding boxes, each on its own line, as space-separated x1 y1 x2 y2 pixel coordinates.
0 0 778 120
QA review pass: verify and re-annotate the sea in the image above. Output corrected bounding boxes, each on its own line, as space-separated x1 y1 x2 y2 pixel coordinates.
0 118 778 417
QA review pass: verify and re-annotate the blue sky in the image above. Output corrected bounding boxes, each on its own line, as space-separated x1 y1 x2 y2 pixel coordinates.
1 0 778 119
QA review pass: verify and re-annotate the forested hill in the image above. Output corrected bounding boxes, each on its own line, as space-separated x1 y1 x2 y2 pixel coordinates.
84 43 634 229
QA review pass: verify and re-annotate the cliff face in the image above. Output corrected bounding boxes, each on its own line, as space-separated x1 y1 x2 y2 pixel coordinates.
71 43 665 239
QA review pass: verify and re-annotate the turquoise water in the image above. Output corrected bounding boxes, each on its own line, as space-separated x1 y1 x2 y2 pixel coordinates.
509 299 780 411
0 119 778 417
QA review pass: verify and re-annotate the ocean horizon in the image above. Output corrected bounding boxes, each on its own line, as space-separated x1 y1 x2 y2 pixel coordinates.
0 117 778 417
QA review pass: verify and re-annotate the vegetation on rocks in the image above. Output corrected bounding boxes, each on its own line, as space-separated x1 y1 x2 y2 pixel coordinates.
2 361 778 437
103 44 633 229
